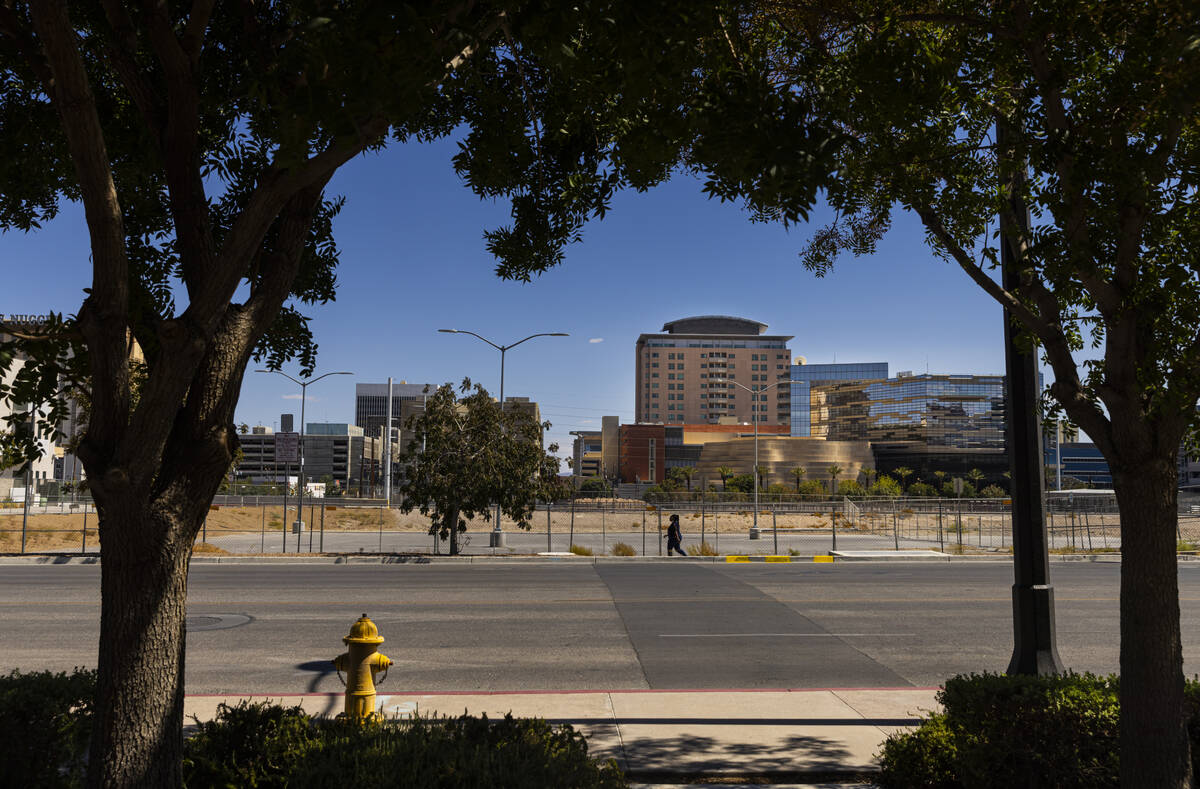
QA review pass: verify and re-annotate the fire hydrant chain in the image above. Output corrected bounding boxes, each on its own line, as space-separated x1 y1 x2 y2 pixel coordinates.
331 613 392 721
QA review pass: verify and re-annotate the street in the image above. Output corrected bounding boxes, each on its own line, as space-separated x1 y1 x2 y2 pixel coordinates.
2 561 1199 694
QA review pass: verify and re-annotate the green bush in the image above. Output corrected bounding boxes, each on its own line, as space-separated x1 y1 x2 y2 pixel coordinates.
878 713 960 788
907 482 937 497
942 672 1119 788
0 667 96 788
183 701 627 788
878 673 1139 788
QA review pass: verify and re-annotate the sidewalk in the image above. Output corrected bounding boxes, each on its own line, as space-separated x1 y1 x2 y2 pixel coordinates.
184 687 938 783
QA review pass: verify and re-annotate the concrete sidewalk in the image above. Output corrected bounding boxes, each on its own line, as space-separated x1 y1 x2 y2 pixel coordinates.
184 687 938 783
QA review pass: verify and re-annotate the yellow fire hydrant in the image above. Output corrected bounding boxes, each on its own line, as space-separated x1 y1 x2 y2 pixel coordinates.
332 613 392 721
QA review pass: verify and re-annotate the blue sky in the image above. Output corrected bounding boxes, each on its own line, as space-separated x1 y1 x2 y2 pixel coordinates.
1 134 1015 464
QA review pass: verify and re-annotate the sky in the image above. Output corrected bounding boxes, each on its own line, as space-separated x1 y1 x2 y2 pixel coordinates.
0 134 1018 466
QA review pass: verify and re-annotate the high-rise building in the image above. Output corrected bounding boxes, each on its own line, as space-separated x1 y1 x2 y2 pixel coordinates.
635 316 793 426
807 372 1009 484
354 382 435 438
789 361 889 436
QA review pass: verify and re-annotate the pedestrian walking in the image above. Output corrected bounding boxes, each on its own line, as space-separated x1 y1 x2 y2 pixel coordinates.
667 513 687 556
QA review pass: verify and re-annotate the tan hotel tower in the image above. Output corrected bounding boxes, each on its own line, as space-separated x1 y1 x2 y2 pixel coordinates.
635 316 793 426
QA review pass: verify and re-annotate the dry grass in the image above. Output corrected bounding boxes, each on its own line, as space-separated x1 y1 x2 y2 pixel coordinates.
569 544 594 556
611 542 636 556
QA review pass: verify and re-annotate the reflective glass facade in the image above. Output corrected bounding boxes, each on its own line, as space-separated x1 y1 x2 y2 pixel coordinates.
790 363 889 437
811 374 1006 449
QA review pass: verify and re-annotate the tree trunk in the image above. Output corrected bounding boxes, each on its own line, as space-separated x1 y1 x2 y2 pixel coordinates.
87 502 198 788
1116 457 1191 787
447 507 459 556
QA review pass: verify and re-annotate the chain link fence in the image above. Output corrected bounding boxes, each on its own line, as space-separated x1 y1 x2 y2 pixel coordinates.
4 490 1199 557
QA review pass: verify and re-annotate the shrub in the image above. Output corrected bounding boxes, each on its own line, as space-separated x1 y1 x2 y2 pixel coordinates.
980 484 1006 498
797 480 826 496
870 476 903 497
569 544 594 556
611 542 636 556
940 481 977 498
688 540 718 556
907 482 937 497
183 702 627 788
878 672 1143 788
0 667 96 788
941 672 1119 788
877 713 960 789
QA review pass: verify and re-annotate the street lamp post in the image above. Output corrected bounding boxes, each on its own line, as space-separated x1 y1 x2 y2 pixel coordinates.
256 369 352 552
714 378 784 542
439 329 568 547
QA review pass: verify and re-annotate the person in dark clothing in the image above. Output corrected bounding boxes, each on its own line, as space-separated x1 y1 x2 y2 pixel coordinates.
667 513 687 556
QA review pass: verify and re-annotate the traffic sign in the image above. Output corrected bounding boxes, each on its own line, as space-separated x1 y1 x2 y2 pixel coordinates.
276 431 299 462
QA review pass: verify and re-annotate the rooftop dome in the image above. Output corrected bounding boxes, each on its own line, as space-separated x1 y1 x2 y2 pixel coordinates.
661 316 768 335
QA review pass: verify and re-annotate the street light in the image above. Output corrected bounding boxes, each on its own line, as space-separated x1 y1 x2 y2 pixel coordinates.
713 378 785 547
439 329 568 547
256 369 352 551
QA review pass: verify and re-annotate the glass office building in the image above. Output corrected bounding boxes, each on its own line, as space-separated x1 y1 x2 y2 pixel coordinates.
810 373 1007 448
790 362 889 437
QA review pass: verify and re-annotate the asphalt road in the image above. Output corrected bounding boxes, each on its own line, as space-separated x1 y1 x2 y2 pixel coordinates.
3 562 1199 694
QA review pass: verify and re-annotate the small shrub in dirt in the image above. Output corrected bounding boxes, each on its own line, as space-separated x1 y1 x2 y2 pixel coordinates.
183 701 628 788
611 542 636 556
569 544 594 556
0 667 96 788
688 541 718 556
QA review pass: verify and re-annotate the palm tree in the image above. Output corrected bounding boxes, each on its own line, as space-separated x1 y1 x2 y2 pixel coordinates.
894 466 914 493
860 466 877 489
755 464 769 491
967 467 985 492
828 464 842 495
717 465 733 491
933 470 947 494
681 466 696 492
791 466 806 493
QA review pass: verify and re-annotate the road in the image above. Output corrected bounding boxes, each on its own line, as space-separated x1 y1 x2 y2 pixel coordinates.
3 561 1199 694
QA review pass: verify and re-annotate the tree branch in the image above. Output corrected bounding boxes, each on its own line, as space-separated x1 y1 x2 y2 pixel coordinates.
30 0 132 469
141 0 216 301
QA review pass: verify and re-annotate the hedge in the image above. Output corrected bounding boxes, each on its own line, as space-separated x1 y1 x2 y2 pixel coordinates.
879 672 1200 788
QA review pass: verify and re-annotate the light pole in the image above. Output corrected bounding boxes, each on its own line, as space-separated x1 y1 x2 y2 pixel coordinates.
256 369 352 551
714 378 784 541
439 329 568 547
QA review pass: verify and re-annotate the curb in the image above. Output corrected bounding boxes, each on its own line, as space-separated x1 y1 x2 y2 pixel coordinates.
0 552 1167 566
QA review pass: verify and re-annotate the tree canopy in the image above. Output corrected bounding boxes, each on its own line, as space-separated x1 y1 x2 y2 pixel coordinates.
396 379 559 555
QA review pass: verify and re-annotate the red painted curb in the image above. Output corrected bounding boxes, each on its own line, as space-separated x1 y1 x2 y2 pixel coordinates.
185 686 940 698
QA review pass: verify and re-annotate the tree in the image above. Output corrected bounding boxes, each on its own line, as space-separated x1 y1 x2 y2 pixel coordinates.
754 463 769 490
859 466 877 489
680 465 697 492
717 465 734 491
397 380 558 556
790 466 806 493
967 468 986 493
827 464 842 495
0 3 675 783
894 466 914 493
